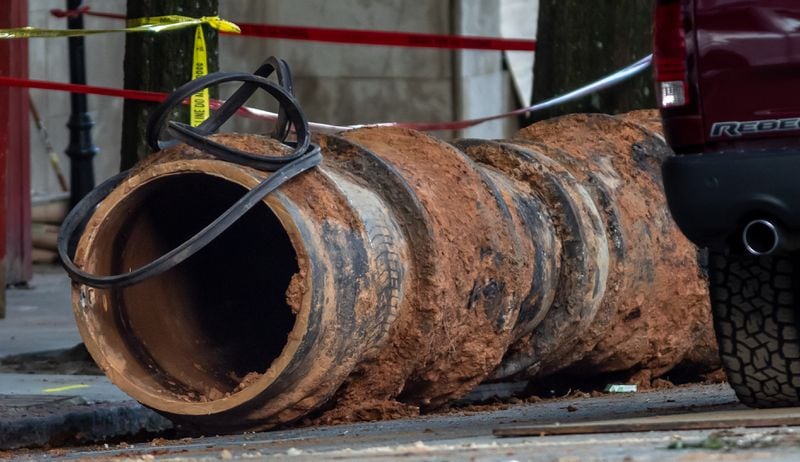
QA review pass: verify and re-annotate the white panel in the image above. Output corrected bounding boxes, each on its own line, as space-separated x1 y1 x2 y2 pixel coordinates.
220 0 455 134
501 0 538 106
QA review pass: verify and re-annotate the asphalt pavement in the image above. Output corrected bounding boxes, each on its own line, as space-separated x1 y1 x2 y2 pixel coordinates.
17 382 800 461
4 267 800 461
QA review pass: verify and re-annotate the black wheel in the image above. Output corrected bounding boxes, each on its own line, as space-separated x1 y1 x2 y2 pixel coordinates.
710 251 800 407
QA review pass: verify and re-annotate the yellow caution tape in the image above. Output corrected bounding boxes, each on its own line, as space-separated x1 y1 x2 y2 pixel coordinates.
190 26 210 127
126 15 240 34
0 15 240 39
0 27 116 39
43 384 91 393
1 14 224 126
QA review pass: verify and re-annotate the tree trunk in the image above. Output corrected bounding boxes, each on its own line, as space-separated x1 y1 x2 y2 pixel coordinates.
530 0 655 122
120 0 219 170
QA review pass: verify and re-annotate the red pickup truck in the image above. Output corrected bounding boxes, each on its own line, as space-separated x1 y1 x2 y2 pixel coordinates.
655 0 800 407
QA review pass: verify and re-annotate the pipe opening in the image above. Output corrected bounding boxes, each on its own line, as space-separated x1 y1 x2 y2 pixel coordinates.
743 219 779 256
98 173 299 402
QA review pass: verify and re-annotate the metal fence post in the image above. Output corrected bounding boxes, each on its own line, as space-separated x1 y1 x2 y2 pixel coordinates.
65 0 98 207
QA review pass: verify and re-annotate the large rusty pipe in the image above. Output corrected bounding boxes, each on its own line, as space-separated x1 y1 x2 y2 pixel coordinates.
72 112 715 431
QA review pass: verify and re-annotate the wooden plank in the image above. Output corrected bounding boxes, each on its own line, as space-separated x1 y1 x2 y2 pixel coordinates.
494 408 800 437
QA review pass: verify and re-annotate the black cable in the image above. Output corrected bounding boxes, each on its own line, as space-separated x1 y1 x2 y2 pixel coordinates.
58 57 322 289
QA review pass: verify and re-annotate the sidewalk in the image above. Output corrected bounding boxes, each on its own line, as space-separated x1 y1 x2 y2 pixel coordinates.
0 266 172 450
2 266 80 356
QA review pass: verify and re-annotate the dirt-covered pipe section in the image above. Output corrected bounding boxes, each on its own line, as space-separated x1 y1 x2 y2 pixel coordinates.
71 112 716 432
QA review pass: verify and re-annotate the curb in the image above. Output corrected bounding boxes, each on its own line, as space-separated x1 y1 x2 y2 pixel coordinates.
0 395 172 450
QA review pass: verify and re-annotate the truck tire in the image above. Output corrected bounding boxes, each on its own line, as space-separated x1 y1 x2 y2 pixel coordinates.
710 252 800 407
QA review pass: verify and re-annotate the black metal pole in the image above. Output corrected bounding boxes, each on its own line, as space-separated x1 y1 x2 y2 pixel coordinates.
65 0 98 207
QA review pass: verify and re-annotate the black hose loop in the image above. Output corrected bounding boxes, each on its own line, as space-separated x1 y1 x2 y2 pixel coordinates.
58 57 322 289
256 56 295 141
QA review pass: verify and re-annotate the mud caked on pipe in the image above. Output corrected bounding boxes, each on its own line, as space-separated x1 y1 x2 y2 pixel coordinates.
66 63 717 431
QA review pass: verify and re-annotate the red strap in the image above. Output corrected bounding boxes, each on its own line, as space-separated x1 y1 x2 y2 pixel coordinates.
47 7 536 52
0 75 523 132
0 75 165 102
233 24 536 52
49 6 92 18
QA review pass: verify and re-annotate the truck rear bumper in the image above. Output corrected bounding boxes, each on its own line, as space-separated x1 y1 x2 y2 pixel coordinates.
663 148 800 250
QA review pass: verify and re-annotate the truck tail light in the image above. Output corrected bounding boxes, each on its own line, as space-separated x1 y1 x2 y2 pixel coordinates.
654 1 689 108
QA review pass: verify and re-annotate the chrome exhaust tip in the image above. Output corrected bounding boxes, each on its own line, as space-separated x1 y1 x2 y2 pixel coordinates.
743 219 780 256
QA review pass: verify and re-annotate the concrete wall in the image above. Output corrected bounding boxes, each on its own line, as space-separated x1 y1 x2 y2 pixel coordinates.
220 2 454 130
28 0 537 196
28 0 125 197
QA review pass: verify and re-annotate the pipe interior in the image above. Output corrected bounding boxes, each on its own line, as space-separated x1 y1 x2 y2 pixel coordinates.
102 173 298 400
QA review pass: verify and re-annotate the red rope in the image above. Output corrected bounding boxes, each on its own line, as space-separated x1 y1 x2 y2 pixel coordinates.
49 6 92 18
47 7 536 52
232 23 536 52
0 76 165 102
50 7 125 20
0 75 487 130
